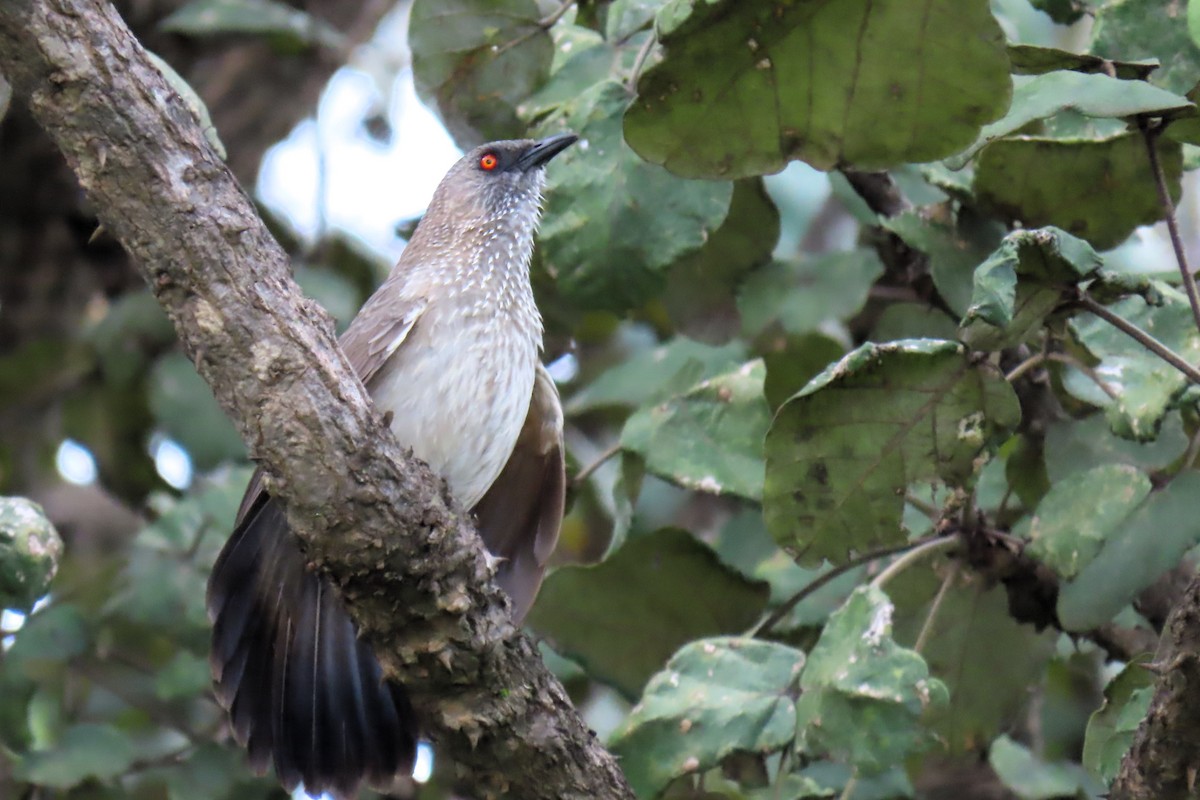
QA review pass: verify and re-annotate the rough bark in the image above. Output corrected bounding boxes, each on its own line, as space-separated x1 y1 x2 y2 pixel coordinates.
0 1 634 798
1110 574 1200 800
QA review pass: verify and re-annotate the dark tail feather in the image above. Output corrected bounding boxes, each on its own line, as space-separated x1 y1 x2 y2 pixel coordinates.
208 492 418 798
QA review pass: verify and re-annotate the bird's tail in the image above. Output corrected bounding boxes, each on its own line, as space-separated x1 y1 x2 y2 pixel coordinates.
207 492 417 798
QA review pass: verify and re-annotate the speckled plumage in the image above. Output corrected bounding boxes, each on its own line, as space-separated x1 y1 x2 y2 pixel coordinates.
207 134 575 799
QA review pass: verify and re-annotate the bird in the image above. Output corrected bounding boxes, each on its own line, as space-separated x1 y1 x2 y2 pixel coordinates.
206 132 576 799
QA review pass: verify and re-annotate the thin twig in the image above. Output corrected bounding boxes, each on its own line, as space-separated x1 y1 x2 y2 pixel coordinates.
914 562 959 655
1076 294 1200 385
838 773 859 800
1142 121 1200 335
539 0 575 28
869 536 958 591
1008 351 1120 400
573 441 621 485
750 539 930 637
904 493 939 519
626 31 657 93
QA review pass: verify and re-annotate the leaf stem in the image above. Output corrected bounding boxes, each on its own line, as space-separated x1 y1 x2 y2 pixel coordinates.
869 535 958 591
573 441 621 485
539 0 575 28
1005 351 1119 400
1077 294 1200 385
914 562 959 655
1141 121 1200 335
626 31 657 94
838 773 859 800
750 538 931 637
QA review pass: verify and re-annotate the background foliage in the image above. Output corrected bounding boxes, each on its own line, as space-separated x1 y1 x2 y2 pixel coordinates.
5 0 1200 797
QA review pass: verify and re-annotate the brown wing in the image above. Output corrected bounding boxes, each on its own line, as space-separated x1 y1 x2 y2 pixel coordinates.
471 362 565 623
338 294 428 387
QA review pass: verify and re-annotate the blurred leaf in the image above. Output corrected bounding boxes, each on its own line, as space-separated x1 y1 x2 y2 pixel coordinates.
610 637 803 798
975 132 1181 251
622 360 770 499
665 179 780 342
795 586 948 774
0 74 9 121
882 208 1007 317
1091 0 1200 95
605 0 665 40
1065 286 1200 440
1019 465 1152 580
764 340 1020 565
16 723 137 788
624 0 1010 177
89 291 175 387
870 304 960 342
959 227 1102 349
0 497 62 613
0 339 93 414
154 649 211 700
537 81 732 311
157 742 242 800
988 735 1090 800
294 265 363 332
1082 660 1154 785
5 604 88 677
160 0 344 51
1044 412 1188 482
1007 44 1157 79
410 0 554 145
528 528 770 697
761 334 846 411
567 336 747 414
738 251 883 337
954 71 1190 165
148 353 245 470
891 570 1056 752
1058 472 1200 631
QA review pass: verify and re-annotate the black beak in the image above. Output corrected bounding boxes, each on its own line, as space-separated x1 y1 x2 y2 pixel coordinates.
516 133 578 171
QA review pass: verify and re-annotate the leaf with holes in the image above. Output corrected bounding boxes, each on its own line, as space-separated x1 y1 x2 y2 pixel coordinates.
609 637 803 798
764 340 1020 565
624 0 1010 177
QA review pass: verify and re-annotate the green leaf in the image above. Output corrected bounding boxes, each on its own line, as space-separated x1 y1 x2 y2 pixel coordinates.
954 71 1190 165
975 132 1181 251
664 179 780 342
610 637 803 798
624 0 1010 177
160 743 241 800
621 360 770 499
959 227 1102 349
567 336 747 415
159 0 344 51
762 334 847 411
528 528 770 697
891 571 1056 752
148 353 245 470
1059 472 1200 631
16 723 137 788
988 735 1089 800
1091 0 1200 95
1007 44 1158 79
410 0 554 145
795 586 948 775
1065 286 1200 440
1082 660 1154 785
537 81 733 311
738 251 884 337
154 649 212 700
0 497 62 613
1044 412 1188 482
764 340 1020 565
882 208 1007 317
5 604 88 677
1020 465 1153 580
89 290 175 387
604 0 665 41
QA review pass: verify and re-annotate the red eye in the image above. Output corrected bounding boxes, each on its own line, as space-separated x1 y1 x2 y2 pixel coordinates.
479 153 498 171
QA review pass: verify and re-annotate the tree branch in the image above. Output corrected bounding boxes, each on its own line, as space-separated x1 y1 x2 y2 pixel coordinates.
0 1 632 798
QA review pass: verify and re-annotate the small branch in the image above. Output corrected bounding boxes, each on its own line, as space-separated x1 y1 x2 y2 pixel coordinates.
751 539 929 637
914 562 959 655
1077 294 1200 385
573 441 621 485
1006 351 1119 401
539 0 575 28
1141 121 1200 336
869 536 958 591
626 31 657 94
838 772 859 800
